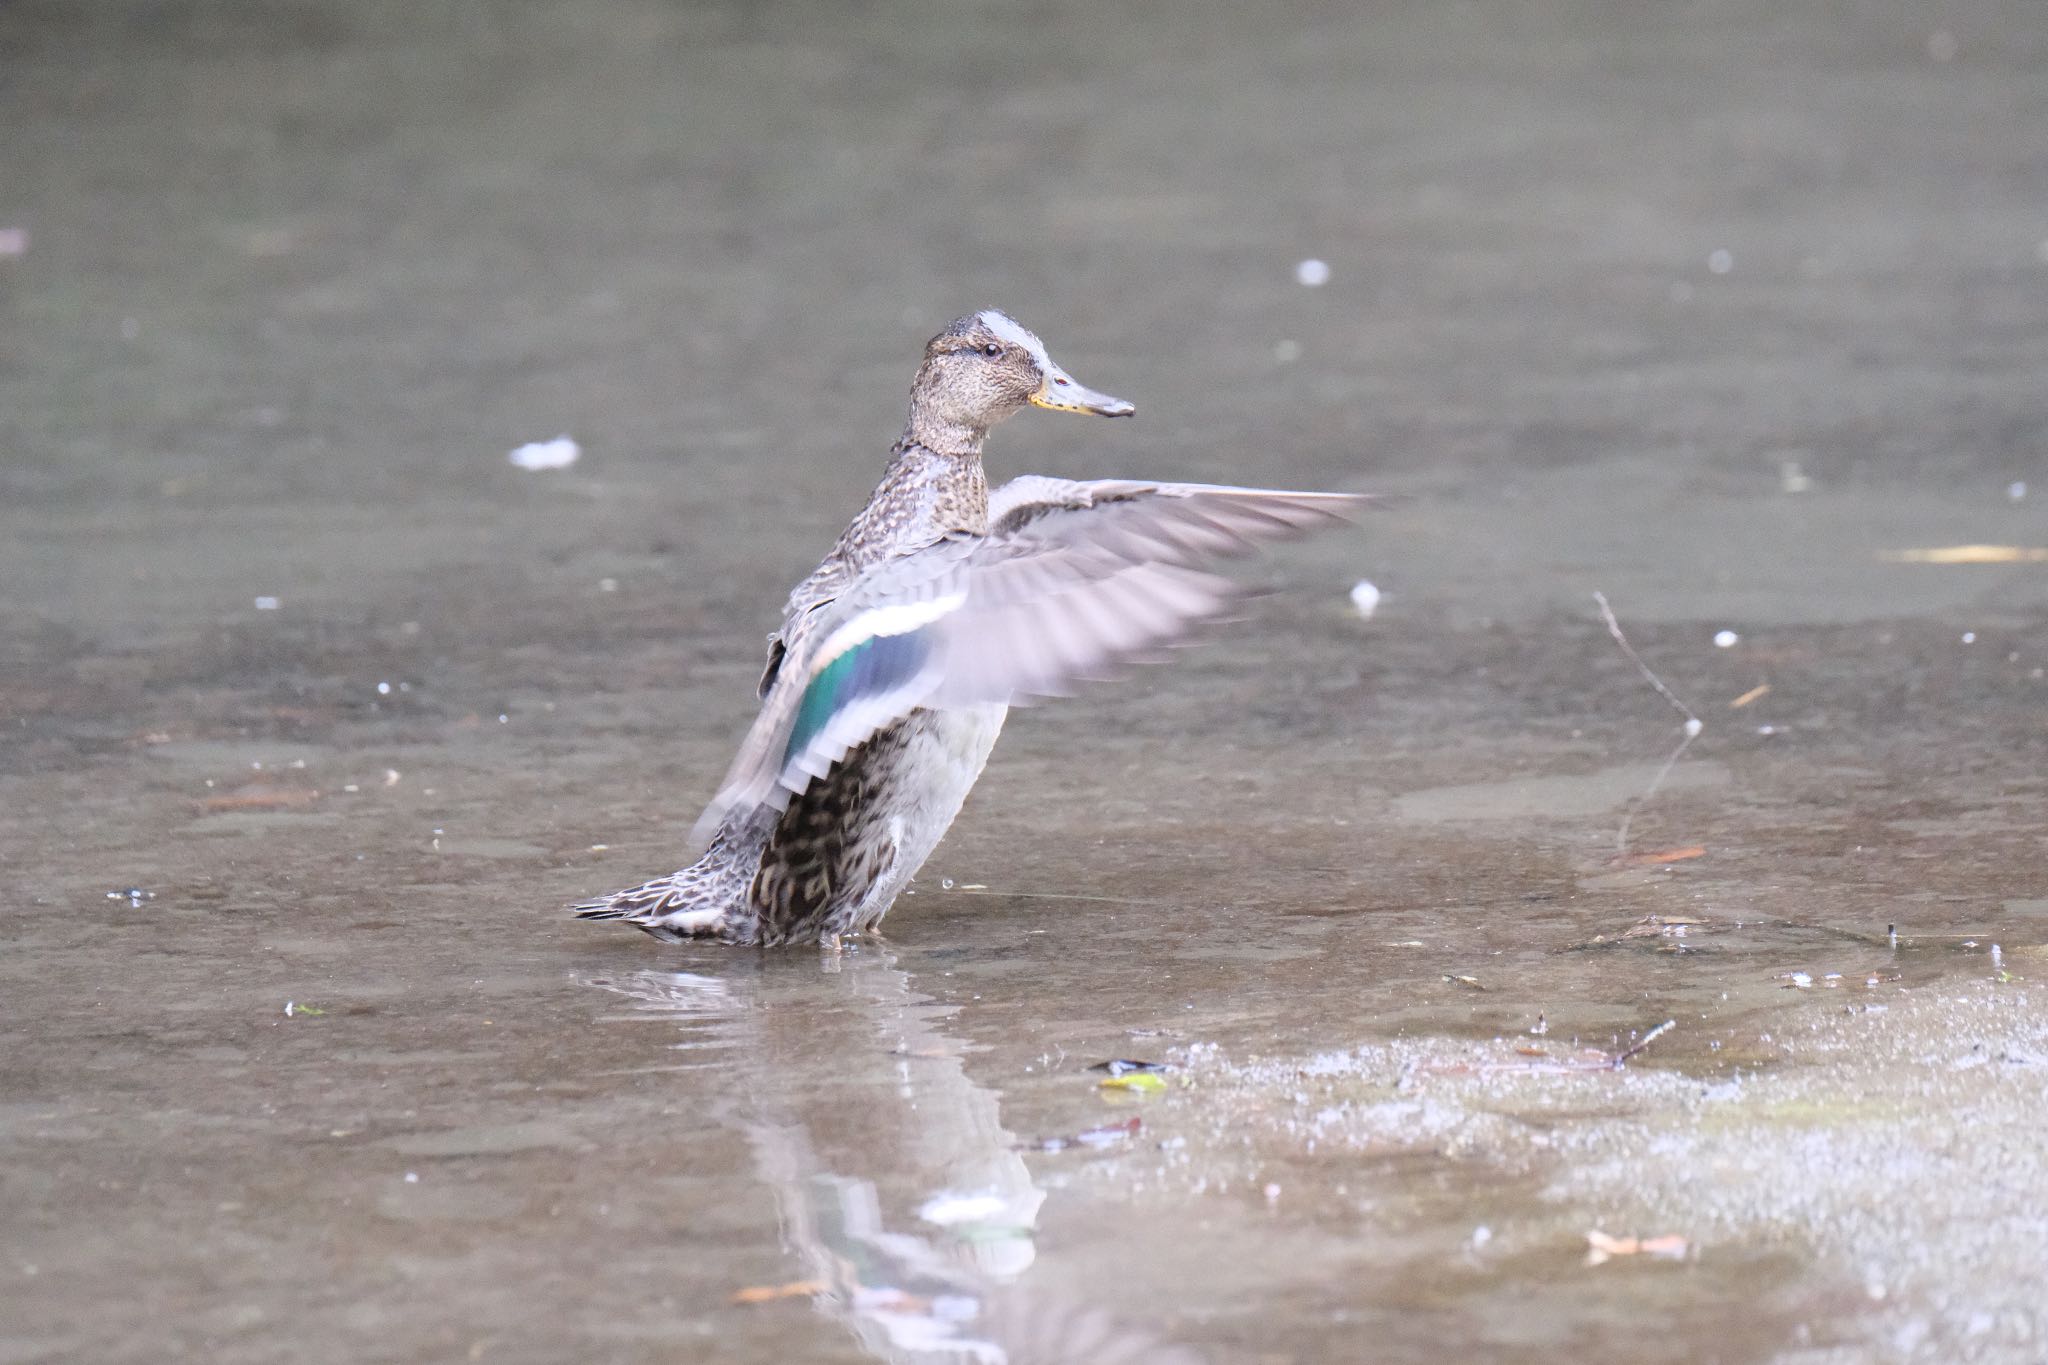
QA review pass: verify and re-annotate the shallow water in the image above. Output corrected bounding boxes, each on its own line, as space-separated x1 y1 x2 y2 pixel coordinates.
5 1 2048 1362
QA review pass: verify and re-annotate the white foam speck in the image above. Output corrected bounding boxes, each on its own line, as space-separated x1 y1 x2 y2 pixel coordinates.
918 1191 1009 1226
1708 249 1733 274
1714 630 1739 648
1295 259 1330 287
253 596 280 610
509 435 580 471
1349 580 1382 619
2009 480 2027 501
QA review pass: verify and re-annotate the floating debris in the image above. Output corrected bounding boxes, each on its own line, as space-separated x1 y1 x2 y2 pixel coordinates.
200 785 318 812
253 595 280 611
1713 629 1740 648
1027 1116 1142 1153
1088 1059 1167 1076
1443 974 1486 991
1881 545 2048 564
1348 579 1382 619
730 1280 824 1306
1585 1229 1689 1266
1098 1072 1168 1095
508 435 580 471
917 1191 1011 1226
1567 914 1722 951
1727 684 1770 708
105 887 154 907
1615 845 1707 867
1425 1021 1676 1075
1295 258 1330 287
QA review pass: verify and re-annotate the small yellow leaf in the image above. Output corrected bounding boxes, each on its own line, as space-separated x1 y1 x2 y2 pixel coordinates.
1880 545 2048 564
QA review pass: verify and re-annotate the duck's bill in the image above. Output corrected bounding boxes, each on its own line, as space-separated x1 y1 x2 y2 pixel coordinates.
1030 364 1135 417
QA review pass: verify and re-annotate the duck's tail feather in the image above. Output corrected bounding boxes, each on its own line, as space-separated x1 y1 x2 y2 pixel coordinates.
571 831 763 944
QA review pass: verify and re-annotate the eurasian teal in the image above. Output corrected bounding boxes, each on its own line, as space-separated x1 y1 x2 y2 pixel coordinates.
574 310 1362 946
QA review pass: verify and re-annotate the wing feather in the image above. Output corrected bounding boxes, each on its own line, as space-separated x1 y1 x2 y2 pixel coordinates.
689 480 1367 841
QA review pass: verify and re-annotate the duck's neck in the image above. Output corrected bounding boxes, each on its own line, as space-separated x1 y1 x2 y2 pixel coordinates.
837 438 990 568
902 405 987 459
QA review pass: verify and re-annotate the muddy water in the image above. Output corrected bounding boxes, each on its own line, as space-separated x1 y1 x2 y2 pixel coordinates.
4 1 2047 1362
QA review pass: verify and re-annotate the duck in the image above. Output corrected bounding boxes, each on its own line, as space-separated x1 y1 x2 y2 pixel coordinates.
573 309 1364 947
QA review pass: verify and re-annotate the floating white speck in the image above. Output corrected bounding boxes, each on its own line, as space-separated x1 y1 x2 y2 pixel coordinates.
383 768 401 786
1713 630 1739 648
2010 481 2028 501
598 577 618 593
1708 249 1733 275
1684 717 1704 737
1961 631 1976 644
1263 1182 1282 1202
253 595 280 610
1780 460 1812 494
404 1172 419 1184
284 1001 294 1017
1349 579 1382 619
1295 258 1330 287
1471 1225 1494 1249
509 435 580 471
918 1191 1009 1226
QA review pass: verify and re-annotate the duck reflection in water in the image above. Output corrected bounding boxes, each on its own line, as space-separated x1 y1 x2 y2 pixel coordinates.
584 949 1203 1365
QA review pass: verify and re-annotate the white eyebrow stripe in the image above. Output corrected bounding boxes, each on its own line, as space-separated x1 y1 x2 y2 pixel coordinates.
978 309 1052 371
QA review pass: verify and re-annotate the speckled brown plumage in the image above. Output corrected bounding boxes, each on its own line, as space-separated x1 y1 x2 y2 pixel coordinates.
747 720 915 945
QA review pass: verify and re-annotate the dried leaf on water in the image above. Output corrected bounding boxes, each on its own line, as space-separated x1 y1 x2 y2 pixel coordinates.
730 1280 825 1305
1585 1230 1690 1266
1880 545 2048 564
1615 845 1707 867
1443 974 1486 991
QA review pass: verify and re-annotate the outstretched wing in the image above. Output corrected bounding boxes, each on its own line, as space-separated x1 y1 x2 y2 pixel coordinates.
692 480 1366 842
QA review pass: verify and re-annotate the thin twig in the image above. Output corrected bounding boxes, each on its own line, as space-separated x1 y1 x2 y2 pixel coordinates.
1592 592 1704 852
1609 1018 1677 1067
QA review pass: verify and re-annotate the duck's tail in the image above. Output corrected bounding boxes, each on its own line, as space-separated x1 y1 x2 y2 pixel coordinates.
571 829 763 945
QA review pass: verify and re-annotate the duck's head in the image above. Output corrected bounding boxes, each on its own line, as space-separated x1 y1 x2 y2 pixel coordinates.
906 309 1134 451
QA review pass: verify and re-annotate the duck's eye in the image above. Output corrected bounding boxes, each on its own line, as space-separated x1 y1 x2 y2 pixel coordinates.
981 342 1004 357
